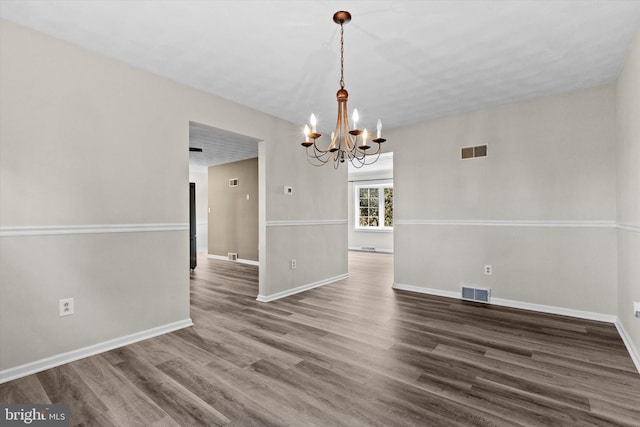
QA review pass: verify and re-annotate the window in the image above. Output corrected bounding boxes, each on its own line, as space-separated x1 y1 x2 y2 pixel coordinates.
356 184 393 230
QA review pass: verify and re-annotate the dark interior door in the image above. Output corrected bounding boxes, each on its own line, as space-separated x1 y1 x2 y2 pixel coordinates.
189 182 197 270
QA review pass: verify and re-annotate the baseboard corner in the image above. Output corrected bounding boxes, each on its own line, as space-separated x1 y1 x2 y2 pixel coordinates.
258 273 349 303
614 318 640 375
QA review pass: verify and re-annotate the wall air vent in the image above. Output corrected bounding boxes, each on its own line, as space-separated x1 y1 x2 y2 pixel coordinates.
228 253 238 261
229 178 239 187
461 285 491 303
461 144 488 159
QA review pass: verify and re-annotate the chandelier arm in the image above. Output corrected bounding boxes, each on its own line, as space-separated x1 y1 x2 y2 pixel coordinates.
342 105 353 152
350 158 367 169
312 146 332 161
346 149 366 168
360 150 382 166
313 142 331 154
305 147 333 166
330 99 343 153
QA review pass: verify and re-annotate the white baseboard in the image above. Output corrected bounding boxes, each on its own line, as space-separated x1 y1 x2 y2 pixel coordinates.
207 254 259 266
393 283 459 299
0 318 193 384
488 297 617 323
614 320 640 374
257 273 349 302
392 283 616 323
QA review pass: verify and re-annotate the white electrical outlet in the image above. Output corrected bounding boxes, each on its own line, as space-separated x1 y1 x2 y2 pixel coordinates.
484 265 492 275
634 301 640 318
290 259 296 270
59 298 74 317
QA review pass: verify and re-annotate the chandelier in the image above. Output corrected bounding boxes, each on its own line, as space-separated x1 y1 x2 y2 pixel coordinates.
301 11 386 168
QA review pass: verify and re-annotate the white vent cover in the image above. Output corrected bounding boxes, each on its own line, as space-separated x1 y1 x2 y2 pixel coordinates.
228 253 238 261
461 285 491 303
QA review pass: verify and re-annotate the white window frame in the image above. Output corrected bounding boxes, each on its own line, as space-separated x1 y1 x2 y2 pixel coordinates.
354 183 393 232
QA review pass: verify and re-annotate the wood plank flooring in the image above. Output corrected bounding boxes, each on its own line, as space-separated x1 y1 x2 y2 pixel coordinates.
2 251 639 426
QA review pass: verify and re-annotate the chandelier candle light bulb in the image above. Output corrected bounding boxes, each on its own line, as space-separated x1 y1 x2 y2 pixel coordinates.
359 128 370 151
310 113 317 133
300 10 387 168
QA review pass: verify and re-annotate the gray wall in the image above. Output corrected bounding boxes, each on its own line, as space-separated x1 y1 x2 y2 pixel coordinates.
208 158 258 261
388 85 618 315
616 27 640 355
0 19 347 373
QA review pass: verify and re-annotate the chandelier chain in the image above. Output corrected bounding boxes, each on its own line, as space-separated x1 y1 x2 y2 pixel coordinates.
339 23 345 89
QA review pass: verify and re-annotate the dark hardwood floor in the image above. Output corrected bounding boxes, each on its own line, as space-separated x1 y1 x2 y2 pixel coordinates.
2 251 639 426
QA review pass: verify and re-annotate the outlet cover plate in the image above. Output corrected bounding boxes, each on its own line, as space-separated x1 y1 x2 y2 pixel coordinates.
59 298 74 317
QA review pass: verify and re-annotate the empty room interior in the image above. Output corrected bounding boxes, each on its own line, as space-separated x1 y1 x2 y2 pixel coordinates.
1 1 639 426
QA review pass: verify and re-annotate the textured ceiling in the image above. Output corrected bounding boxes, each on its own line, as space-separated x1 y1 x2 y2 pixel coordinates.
189 122 259 172
2 0 639 167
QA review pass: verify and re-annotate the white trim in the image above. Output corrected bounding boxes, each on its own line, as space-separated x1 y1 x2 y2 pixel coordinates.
394 219 617 228
257 273 349 302
490 297 616 323
353 228 393 233
0 318 193 384
617 223 640 233
207 254 259 266
392 283 616 323
266 219 347 227
614 320 640 374
0 223 188 237
393 283 459 299
348 246 393 254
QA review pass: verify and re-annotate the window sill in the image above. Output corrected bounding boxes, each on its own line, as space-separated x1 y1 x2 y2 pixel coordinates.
354 227 393 233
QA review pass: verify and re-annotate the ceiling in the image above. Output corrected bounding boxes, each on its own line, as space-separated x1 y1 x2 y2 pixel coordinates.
2 0 639 167
189 122 259 172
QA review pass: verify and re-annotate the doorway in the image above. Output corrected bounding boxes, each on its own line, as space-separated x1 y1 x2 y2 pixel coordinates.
188 121 261 269
347 152 394 255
